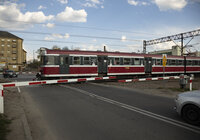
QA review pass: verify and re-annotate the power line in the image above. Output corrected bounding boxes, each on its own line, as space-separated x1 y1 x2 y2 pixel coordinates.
2 29 142 42
0 19 162 36
24 39 141 48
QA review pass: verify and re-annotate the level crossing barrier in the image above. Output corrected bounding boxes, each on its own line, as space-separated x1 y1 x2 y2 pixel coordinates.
118 76 186 83
0 76 116 114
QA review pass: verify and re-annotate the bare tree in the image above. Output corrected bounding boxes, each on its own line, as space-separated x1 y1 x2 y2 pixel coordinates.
52 45 61 50
62 46 69 50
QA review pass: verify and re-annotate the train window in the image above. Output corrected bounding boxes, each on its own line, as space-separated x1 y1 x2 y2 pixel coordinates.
193 60 198 65
44 56 55 65
124 58 131 65
60 57 64 65
83 57 90 65
65 57 69 65
152 59 156 65
170 60 176 65
91 57 97 65
178 60 184 65
187 60 192 65
60 56 68 65
73 57 81 65
155 59 162 65
41 56 45 65
114 58 120 65
134 58 140 65
55 56 59 65
140 58 144 65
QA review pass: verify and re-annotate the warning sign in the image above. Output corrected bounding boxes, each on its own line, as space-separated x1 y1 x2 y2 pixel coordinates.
162 54 167 67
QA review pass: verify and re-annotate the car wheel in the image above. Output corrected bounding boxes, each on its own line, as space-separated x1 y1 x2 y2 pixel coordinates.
182 104 200 125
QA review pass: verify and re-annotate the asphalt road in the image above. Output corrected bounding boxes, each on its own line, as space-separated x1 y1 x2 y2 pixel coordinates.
0 73 35 82
19 81 200 140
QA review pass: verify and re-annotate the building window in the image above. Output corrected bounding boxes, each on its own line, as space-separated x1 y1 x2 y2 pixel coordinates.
1 44 5 47
73 57 81 65
12 40 16 42
12 44 17 47
12 57 17 60
1 39 5 41
7 45 10 47
12 51 17 54
7 39 11 42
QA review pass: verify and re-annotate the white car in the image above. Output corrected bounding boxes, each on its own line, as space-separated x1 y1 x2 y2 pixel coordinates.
175 90 200 125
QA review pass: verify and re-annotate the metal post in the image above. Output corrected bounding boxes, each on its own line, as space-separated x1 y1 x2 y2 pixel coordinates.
184 56 186 75
189 74 194 91
181 34 184 56
0 85 4 114
143 40 146 54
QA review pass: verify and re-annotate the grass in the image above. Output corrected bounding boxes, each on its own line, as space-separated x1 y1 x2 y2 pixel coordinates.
0 114 11 140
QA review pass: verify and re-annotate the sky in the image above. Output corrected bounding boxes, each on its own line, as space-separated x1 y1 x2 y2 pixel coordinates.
0 0 200 60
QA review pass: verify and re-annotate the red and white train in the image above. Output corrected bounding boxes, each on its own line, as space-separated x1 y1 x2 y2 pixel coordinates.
39 48 200 79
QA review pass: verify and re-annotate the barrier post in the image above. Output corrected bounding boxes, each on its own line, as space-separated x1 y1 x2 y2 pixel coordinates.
0 85 4 114
189 74 194 91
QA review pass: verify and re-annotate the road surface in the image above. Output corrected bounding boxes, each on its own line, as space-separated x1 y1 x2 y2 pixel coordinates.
19 81 200 140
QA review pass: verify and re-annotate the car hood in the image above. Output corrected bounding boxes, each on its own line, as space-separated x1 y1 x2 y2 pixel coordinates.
179 90 200 98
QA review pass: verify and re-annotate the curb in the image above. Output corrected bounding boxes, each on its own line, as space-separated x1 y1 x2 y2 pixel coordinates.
21 113 33 140
20 91 33 140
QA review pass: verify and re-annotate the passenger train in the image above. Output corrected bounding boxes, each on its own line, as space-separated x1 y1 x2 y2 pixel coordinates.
39 48 200 79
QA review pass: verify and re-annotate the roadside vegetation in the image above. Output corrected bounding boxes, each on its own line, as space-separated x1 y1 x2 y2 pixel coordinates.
0 114 11 140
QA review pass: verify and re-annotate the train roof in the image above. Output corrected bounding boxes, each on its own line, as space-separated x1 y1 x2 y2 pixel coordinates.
44 48 200 60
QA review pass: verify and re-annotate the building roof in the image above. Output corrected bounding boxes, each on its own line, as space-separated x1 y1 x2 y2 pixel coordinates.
0 31 23 40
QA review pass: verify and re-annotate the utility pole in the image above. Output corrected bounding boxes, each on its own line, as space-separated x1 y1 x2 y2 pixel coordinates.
143 40 146 54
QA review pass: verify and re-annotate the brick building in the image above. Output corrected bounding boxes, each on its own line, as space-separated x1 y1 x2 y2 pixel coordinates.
0 31 26 71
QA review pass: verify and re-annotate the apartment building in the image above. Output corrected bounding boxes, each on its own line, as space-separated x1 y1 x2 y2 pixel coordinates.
0 31 26 71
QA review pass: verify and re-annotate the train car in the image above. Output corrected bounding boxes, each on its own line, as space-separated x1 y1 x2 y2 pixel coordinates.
39 48 200 79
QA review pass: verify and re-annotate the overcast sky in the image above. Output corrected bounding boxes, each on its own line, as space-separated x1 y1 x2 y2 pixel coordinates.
0 0 200 60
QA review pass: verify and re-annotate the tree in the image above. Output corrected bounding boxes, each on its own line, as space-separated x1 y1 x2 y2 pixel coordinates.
62 46 69 50
52 45 61 50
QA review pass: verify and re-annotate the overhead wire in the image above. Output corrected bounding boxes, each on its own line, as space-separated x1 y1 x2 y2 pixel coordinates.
0 19 162 36
1 29 143 42
25 39 142 48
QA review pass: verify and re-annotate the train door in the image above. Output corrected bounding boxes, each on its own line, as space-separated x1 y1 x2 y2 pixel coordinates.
98 56 108 74
144 57 152 74
60 55 69 74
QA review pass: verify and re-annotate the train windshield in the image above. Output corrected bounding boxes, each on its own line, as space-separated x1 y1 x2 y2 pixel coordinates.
41 56 56 65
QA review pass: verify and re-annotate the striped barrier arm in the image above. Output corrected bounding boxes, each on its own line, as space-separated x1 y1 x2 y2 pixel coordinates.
0 76 116 114
0 76 116 88
118 76 181 83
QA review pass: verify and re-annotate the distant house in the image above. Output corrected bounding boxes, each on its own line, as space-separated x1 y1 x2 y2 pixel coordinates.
0 31 26 71
149 46 186 56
